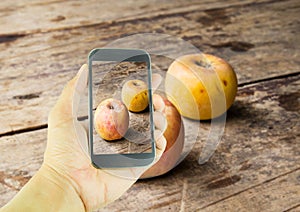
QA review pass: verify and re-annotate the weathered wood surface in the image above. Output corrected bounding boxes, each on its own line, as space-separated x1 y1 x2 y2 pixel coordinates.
1 75 299 211
0 0 280 35
1 0 300 211
0 0 299 135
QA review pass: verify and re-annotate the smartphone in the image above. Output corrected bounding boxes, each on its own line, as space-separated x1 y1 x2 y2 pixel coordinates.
88 48 155 168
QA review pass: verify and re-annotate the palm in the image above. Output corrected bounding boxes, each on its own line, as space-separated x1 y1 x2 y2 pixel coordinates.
43 65 166 211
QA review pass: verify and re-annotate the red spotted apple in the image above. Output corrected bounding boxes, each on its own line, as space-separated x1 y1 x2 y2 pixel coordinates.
94 98 129 141
141 94 184 178
165 53 238 120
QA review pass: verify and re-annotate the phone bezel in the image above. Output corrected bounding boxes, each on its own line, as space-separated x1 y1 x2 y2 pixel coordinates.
88 48 155 168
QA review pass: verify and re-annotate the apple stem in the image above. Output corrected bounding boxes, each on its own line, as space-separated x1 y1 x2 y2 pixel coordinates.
195 60 212 69
107 104 114 110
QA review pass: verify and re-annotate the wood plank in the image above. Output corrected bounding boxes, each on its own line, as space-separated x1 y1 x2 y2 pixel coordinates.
101 75 300 211
0 0 274 35
1 74 299 210
0 0 299 135
199 169 300 212
0 129 46 206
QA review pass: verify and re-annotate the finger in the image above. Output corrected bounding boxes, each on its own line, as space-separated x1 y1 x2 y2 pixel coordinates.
72 64 89 117
152 94 167 141
153 94 165 112
153 111 167 134
80 119 89 132
74 121 89 157
154 129 167 160
49 64 88 126
152 73 162 93
91 131 167 207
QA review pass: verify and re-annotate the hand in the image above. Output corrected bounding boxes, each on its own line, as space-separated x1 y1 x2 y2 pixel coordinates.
43 64 166 211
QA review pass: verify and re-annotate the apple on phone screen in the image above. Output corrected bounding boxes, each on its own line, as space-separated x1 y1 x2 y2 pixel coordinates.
88 48 155 168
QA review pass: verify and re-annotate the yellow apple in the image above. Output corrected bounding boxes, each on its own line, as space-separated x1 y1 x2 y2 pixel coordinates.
141 94 184 178
165 53 238 120
121 79 148 112
94 98 129 141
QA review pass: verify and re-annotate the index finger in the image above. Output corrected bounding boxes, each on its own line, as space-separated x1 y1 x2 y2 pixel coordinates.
48 64 88 127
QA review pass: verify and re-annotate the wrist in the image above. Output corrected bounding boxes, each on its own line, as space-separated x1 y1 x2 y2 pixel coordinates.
1 164 85 212
38 164 86 211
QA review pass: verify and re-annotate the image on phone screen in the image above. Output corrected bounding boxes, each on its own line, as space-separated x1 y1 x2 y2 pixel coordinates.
88 49 155 168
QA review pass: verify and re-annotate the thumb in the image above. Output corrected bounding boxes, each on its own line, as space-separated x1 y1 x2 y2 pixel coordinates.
153 129 167 163
48 64 88 127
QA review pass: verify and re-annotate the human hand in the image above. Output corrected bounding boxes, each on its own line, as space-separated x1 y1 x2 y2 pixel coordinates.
43 64 167 211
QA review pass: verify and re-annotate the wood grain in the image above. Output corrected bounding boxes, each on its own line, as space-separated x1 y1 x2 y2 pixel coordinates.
1 0 299 210
1 75 299 211
0 0 276 35
201 169 300 212
99 75 300 211
0 0 299 135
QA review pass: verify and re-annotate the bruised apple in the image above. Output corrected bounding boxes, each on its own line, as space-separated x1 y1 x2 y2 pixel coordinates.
94 98 129 141
141 94 184 178
165 53 238 120
121 79 148 112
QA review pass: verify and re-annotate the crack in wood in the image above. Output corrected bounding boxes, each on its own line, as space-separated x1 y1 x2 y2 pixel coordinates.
0 72 299 138
50 15 66 22
0 124 47 138
207 175 241 189
0 34 26 44
238 72 300 87
199 167 300 210
12 92 42 100
283 203 300 212
207 41 255 52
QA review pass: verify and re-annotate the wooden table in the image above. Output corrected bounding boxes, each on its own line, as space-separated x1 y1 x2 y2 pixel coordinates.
0 0 299 211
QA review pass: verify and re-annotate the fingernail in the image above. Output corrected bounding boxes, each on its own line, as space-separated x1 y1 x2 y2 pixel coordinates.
152 73 162 92
154 129 163 141
76 64 88 92
153 94 165 112
154 111 167 132
154 129 166 151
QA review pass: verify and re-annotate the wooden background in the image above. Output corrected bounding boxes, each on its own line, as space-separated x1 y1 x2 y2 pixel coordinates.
0 0 299 211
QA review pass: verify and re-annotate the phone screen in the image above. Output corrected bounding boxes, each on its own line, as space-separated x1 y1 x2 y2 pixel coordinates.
91 59 152 156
